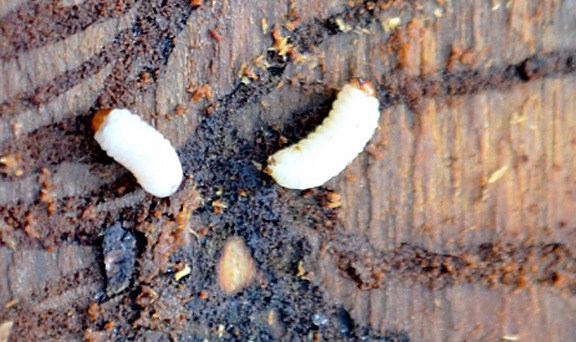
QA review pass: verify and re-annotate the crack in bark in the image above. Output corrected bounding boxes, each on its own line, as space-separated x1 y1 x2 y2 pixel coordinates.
0 0 139 60
0 0 575 302
333 239 576 293
378 51 576 111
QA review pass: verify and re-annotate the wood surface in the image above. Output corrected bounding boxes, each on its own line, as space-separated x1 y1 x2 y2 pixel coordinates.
0 0 575 340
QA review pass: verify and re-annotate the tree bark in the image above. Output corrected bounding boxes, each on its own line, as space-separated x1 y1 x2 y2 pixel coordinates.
1 0 575 340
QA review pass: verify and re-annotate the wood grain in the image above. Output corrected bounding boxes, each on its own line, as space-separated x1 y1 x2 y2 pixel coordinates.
0 0 575 340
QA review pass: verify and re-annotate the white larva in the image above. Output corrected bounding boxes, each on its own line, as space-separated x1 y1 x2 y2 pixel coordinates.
92 108 183 197
265 78 380 190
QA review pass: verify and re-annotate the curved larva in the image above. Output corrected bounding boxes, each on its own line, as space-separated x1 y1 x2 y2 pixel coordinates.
265 78 380 190
92 109 183 197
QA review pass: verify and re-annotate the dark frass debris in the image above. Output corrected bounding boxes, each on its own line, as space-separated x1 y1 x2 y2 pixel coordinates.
102 223 137 295
336 306 354 337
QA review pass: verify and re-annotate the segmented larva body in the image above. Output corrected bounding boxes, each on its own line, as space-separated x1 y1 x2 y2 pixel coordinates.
266 79 380 190
92 109 183 197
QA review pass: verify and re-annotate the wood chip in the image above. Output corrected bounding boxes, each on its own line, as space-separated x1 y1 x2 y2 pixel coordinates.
0 154 23 177
488 165 509 184
174 264 191 281
381 17 401 32
0 321 13 342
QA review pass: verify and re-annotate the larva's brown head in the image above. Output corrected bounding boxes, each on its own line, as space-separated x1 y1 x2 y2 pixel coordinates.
92 109 112 132
350 78 376 97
